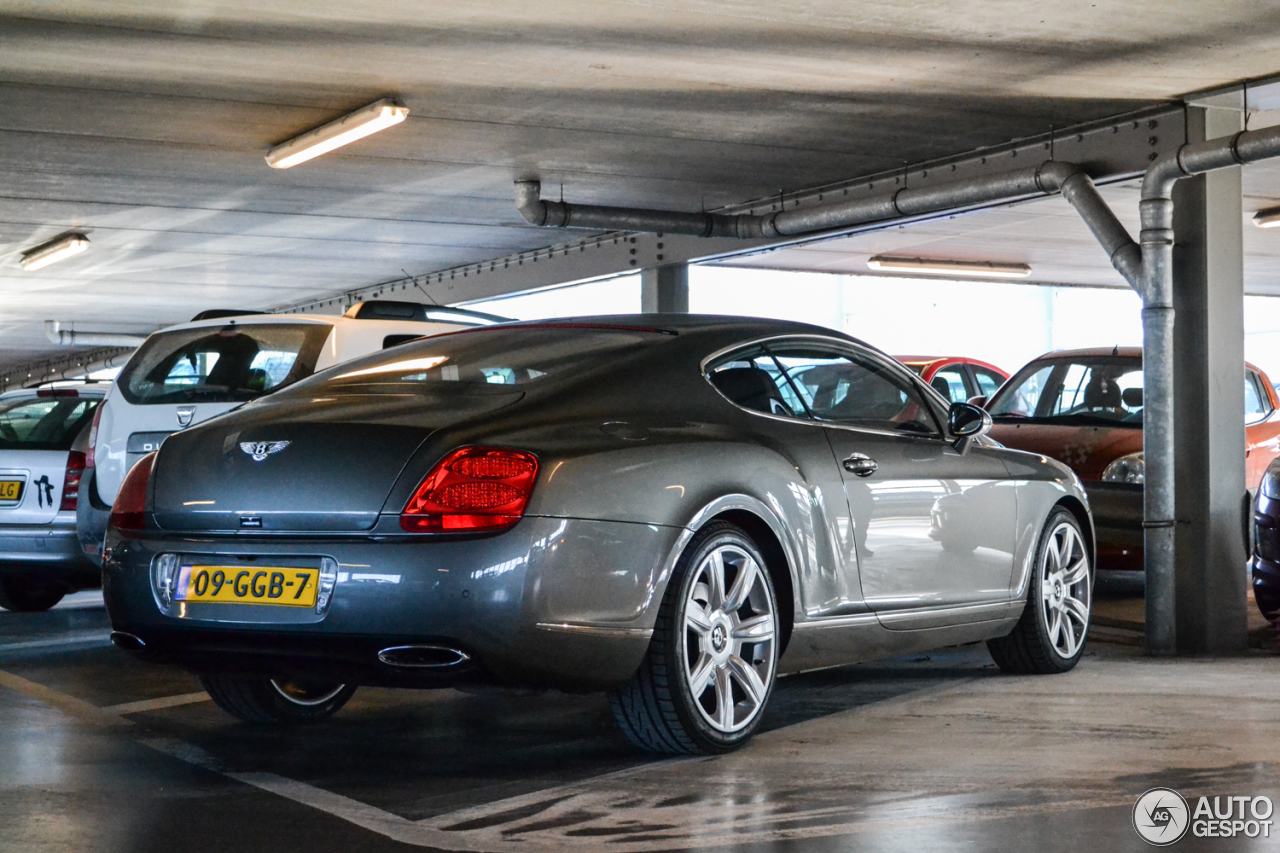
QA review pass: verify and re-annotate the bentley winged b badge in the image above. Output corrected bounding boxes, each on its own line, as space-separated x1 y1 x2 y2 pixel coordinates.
240 440 291 462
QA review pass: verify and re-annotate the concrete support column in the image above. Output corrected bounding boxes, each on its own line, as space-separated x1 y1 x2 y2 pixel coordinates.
641 263 689 313
1171 106 1249 654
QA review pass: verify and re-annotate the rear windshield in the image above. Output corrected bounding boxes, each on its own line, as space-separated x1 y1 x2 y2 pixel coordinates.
270 326 670 398
117 323 331 405
0 396 100 450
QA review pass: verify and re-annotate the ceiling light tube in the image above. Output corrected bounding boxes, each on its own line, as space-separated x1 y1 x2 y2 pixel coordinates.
265 98 409 169
1253 206 1280 228
866 255 1031 278
20 233 89 271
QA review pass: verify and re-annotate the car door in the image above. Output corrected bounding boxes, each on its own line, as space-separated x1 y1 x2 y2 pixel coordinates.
768 342 1018 629
926 363 970 404
705 345 866 618
968 364 1006 402
1245 368 1280 490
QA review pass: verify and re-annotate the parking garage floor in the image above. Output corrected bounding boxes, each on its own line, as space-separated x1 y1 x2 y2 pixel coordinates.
2 582 1278 853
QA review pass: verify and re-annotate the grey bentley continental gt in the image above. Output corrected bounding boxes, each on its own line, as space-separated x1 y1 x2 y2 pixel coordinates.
102 316 1094 754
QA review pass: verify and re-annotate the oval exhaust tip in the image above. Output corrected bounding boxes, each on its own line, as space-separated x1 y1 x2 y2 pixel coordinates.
377 645 470 668
110 631 146 651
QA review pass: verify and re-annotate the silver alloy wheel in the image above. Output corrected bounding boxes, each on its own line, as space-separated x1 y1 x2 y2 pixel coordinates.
1039 521 1091 659
683 543 776 734
269 679 347 707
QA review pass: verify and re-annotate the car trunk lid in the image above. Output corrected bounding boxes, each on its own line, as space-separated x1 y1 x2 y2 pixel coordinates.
150 392 522 531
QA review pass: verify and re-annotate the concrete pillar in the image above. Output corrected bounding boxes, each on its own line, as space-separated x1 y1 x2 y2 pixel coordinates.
641 264 689 313
1171 106 1249 654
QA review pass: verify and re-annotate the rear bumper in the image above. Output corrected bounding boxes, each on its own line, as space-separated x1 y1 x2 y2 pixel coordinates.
1081 482 1143 570
102 516 683 691
0 520 100 587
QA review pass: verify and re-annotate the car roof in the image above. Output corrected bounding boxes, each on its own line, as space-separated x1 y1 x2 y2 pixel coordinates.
1029 346 1144 360
483 313 860 340
1023 346 1265 377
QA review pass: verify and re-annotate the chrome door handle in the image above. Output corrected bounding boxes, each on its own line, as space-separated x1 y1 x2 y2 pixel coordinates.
842 453 878 477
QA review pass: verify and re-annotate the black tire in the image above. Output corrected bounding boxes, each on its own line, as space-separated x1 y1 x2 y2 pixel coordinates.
0 576 66 612
988 507 1092 674
608 521 779 755
200 674 356 723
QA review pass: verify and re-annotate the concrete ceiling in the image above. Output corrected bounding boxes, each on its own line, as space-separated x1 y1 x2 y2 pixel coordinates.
5 2 1280 372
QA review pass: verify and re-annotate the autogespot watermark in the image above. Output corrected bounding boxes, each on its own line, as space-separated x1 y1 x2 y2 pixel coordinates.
1132 787 1274 845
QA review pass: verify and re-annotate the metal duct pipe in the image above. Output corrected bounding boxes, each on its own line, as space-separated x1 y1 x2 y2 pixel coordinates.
45 321 146 348
515 162 1142 265
1135 122 1280 654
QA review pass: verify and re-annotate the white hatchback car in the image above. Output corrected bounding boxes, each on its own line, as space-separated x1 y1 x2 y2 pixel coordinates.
77 302 506 563
0 383 106 611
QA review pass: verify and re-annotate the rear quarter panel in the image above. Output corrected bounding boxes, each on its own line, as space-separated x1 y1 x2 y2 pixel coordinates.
993 447 1096 599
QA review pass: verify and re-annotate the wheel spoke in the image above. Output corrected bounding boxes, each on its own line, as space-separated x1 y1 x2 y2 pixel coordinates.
715 666 735 729
724 555 759 612
1060 609 1078 653
688 655 716 697
686 601 714 635
727 656 767 708
705 551 726 610
1044 533 1062 574
1062 557 1089 586
1047 609 1063 647
731 613 775 643
1062 594 1090 627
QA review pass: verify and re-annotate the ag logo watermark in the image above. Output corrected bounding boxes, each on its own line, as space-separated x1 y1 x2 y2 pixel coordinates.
1132 787 1274 844
1133 788 1190 845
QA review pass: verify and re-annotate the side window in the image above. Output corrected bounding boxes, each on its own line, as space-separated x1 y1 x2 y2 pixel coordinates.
706 349 809 418
1246 372 1272 424
929 367 969 404
971 367 1004 398
767 346 942 436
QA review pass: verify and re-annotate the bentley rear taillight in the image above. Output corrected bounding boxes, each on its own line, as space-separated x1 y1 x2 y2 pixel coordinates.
401 447 538 533
109 452 156 532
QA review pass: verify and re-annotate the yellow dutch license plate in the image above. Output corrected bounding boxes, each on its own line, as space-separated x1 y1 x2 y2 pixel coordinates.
177 565 319 607
0 480 24 502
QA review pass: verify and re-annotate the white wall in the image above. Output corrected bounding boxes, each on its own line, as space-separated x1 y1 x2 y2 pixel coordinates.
465 265 1280 382
465 273 640 320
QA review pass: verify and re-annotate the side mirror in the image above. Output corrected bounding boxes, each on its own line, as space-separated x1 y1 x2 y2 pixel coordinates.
966 394 987 408
948 402 992 455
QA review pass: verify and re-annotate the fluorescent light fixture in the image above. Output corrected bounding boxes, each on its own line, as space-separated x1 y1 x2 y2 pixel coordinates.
265 98 409 169
1252 206 1280 228
866 255 1031 278
20 233 89 271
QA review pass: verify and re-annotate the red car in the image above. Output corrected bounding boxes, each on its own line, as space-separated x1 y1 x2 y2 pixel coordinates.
895 356 1009 405
980 347 1280 571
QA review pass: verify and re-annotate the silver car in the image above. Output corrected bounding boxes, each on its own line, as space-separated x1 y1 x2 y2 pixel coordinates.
102 316 1094 754
0 383 105 611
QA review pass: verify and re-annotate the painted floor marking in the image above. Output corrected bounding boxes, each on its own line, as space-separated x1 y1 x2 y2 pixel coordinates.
105 691 211 715
0 630 112 653
0 668 131 727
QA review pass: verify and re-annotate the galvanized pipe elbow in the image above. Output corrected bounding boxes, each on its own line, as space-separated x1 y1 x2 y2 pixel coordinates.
514 180 549 226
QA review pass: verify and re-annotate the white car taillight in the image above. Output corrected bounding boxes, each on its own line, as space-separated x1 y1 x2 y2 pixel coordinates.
60 451 86 512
